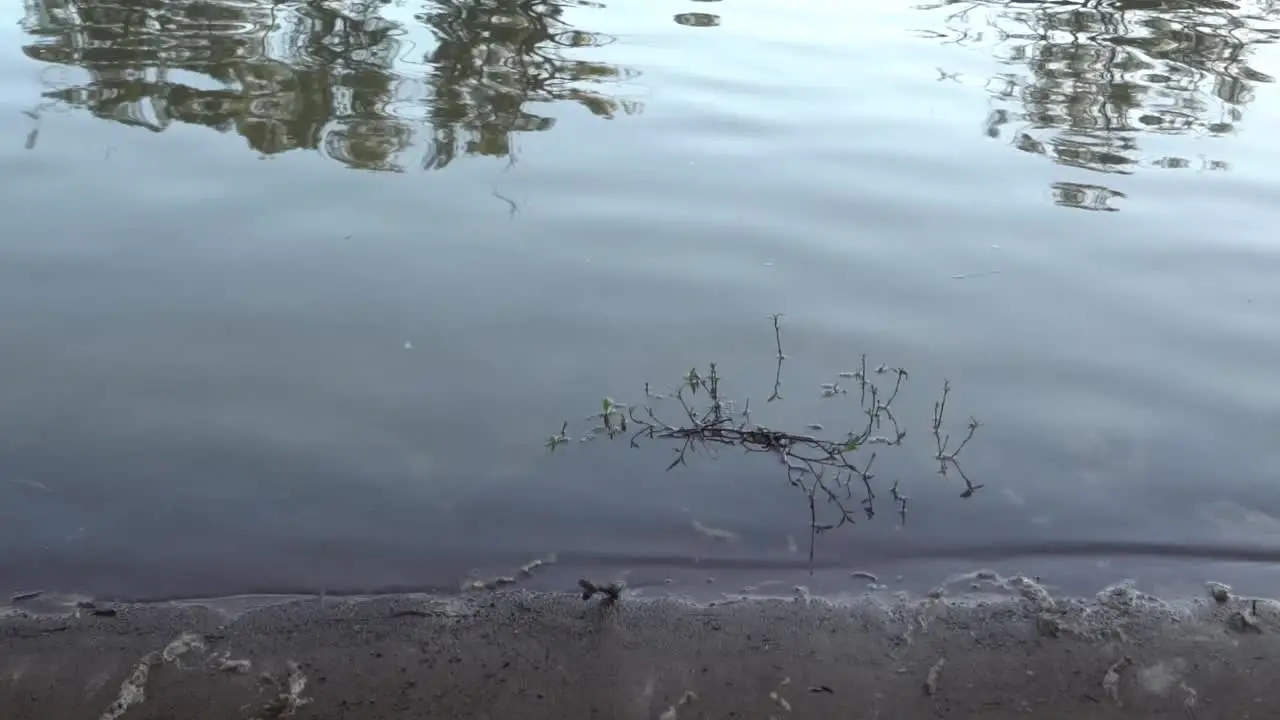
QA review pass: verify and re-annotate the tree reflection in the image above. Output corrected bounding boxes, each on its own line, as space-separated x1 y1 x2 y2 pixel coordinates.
418 0 640 169
19 0 639 172
1050 181 1126 212
922 0 1280 209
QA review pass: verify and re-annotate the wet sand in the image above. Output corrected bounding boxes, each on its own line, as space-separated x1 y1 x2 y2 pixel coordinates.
2 578 1278 719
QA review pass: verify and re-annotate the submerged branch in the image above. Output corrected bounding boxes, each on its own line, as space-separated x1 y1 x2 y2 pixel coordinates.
549 316 983 559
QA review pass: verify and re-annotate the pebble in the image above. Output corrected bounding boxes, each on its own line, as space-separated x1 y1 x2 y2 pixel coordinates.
1208 582 1231 603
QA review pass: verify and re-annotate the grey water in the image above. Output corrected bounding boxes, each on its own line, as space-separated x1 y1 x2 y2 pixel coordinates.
3 0 1280 602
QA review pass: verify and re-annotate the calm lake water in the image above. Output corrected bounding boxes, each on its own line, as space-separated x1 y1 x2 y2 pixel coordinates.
4 0 1280 602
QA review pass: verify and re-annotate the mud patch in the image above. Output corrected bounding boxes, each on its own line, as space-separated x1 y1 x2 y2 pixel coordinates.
1135 658 1185 696
8 578 1280 719
256 661 310 719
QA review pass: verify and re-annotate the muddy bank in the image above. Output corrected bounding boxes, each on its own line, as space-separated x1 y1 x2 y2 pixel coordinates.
2 577 1278 719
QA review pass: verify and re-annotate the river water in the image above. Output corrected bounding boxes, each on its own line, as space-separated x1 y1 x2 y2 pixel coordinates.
3 0 1280 602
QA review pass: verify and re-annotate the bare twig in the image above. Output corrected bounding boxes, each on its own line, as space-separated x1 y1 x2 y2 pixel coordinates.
768 313 785 402
932 380 984 497
891 479 909 523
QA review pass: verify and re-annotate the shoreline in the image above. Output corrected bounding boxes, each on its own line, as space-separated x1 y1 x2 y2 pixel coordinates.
3 576 1278 718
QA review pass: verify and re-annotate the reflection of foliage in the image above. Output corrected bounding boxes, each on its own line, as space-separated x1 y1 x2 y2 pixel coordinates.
1051 181 1126 212
925 0 1280 182
418 0 642 170
22 0 413 170
19 0 639 172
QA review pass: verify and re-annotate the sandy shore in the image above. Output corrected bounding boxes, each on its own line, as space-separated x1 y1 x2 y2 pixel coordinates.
2 576 1278 719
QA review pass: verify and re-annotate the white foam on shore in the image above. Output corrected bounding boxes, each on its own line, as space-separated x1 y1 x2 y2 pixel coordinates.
8 564 1278 641
98 652 158 720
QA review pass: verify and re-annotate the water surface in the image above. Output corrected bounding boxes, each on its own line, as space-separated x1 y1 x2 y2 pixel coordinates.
3 0 1280 601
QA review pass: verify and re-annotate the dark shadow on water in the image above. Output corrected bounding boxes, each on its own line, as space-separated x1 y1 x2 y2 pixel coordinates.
919 0 1280 210
19 0 641 172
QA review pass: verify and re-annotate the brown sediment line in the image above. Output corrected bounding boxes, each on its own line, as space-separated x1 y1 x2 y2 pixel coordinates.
3 576 1279 719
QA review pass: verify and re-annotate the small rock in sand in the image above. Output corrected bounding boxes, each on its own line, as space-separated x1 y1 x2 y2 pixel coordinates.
1207 582 1231 603
219 659 252 674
